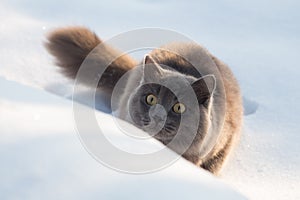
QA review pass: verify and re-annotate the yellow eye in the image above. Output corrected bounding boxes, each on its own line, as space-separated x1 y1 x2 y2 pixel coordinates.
173 103 186 114
146 94 157 105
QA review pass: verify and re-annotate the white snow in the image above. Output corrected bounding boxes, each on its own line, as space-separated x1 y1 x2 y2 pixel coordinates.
0 79 246 200
0 0 300 199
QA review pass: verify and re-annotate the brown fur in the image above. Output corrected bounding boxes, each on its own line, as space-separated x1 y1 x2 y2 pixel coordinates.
45 26 137 95
200 56 243 174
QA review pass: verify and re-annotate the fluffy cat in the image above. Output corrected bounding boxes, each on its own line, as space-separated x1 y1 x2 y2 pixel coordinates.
45 26 243 174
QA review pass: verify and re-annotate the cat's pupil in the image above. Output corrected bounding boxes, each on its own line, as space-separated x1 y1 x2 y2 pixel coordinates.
146 94 157 105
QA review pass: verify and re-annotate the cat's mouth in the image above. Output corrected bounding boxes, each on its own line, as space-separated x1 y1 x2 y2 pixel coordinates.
136 115 176 140
141 123 177 143
142 121 165 137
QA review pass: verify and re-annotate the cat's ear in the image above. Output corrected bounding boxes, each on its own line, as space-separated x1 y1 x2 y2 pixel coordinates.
191 74 216 106
142 54 164 82
144 54 155 65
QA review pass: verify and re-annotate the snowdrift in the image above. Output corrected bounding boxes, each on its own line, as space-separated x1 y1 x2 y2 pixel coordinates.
0 80 245 200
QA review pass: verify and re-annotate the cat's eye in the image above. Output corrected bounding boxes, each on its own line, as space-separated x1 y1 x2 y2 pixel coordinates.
146 94 157 105
173 103 186 114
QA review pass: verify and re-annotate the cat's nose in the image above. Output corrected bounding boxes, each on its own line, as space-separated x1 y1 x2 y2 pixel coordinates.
149 104 167 122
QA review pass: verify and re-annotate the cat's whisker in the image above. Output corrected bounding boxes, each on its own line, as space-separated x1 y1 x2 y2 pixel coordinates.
163 125 177 133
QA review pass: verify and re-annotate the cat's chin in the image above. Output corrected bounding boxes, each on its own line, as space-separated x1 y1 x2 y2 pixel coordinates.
153 135 172 144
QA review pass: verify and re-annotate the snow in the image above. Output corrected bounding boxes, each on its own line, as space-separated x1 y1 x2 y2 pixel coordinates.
0 0 300 199
0 79 245 200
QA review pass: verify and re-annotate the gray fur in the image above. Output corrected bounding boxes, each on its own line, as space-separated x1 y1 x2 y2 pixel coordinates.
45 27 243 175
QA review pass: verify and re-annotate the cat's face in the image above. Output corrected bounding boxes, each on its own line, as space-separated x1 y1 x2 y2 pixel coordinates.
129 83 184 141
127 55 215 157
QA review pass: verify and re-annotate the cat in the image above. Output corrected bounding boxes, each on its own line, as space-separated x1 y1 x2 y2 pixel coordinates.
45 26 243 174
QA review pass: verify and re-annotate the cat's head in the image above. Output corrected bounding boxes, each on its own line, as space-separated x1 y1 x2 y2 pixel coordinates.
128 55 216 159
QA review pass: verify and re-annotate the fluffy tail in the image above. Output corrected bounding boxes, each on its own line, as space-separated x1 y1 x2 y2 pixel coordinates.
44 26 137 94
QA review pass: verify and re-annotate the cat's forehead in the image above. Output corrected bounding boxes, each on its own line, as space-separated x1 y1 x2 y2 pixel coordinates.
161 74 193 85
153 74 196 99
140 65 198 99
160 70 196 88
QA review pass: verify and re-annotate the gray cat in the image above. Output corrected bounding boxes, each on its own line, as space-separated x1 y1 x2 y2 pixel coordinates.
45 26 243 174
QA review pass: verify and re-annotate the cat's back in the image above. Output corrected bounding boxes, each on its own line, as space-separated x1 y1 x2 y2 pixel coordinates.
149 43 218 78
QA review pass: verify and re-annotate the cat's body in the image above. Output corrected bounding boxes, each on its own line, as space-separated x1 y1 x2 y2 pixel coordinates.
45 27 243 174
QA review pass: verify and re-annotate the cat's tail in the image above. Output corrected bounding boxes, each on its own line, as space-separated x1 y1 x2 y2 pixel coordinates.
44 26 137 94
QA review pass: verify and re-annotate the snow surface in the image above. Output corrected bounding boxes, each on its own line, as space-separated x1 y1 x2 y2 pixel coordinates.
0 0 300 199
0 81 246 200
